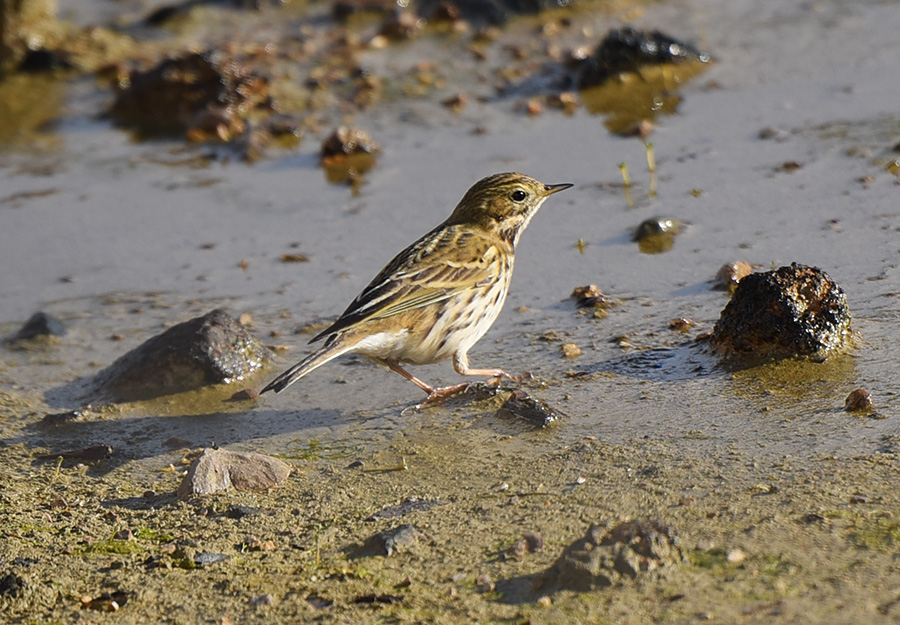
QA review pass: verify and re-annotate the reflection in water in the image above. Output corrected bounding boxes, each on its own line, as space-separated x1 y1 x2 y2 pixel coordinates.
579 60 710 135
728 354 859 406
0 73 64 148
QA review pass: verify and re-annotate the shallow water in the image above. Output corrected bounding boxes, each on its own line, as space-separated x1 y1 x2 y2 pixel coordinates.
3 0 898 458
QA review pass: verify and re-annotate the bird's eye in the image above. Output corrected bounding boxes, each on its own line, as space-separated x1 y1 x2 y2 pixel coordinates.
510 189 527 202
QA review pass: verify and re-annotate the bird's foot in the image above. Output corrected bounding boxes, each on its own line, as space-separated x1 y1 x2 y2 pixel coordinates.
403 383 471 413
485 371 533 386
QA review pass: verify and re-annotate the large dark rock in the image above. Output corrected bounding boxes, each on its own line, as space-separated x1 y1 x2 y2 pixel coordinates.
108 50 270 139
578 27 711 89
710 263 852 362
95 309 272 401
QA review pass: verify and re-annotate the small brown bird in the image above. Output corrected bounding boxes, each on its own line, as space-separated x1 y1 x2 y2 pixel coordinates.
261 172 572 402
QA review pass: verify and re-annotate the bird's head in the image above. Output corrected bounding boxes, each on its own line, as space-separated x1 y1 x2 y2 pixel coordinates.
447 172 572 247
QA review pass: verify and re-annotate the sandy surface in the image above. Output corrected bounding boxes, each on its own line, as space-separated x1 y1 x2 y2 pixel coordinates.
1 0 899 622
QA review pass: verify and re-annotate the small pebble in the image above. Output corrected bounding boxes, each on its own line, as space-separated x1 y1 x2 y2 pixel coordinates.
476 573 494 592
249 594 275 607
713 261 752 291
229 388 260 401
844 388 873 412
726 548 745 563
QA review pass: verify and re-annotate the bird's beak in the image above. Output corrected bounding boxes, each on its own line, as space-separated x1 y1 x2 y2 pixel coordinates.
543 182 574 196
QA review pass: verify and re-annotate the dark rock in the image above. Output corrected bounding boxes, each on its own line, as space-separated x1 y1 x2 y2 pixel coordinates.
108 51 270 140
632 217 685 254
364 524 423 557
320 126 380 159
578 27 711 89
95 309 272 401
571 284 609 309
496 389 563 429
353 593 404 604
5 311 66 344
320 126 380 186
416 0 573 25
332 0 397 21
80 590 129 611
18 48 71 73
0 572 24 597
0 0 57 78
709 263 852 362
176 448 292 498
378 11 423 41
538 520 686 593
34 444 113 463
224 504 261 519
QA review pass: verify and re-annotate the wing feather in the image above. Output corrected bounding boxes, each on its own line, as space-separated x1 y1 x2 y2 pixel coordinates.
310 225 501 342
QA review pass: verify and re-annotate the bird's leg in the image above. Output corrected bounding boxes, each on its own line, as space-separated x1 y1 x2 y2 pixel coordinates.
452 352 521 386
371 358 435 393
371 358 469 408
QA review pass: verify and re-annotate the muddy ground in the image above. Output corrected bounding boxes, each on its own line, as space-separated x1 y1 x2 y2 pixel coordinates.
2 0 900 623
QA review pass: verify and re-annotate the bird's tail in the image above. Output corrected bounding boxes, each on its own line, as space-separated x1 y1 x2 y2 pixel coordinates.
260 338 354 394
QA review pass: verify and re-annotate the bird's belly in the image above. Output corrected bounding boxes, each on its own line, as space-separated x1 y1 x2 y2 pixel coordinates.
350 280 509 366
407 285 508 364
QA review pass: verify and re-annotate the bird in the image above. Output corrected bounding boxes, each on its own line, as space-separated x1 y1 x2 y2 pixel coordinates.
261 172 572 403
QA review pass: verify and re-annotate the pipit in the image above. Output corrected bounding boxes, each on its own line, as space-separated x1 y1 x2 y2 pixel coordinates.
261 172 572 403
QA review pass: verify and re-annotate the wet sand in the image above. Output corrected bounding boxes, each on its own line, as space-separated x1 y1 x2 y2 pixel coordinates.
2 0 899 622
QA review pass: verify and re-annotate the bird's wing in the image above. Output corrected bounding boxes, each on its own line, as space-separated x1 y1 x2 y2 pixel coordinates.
310 225 501 342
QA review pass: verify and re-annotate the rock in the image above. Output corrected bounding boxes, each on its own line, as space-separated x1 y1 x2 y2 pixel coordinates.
320 126 380 186
538 520 687 593
4 311 66 347
320 125 379 159
177 448 292 498
358 524 423 557
0 571 24 597
632 216 685 254
713 261 753 292
416 0 573 25
332 0 397 21
844 388 873 413
570 284 610 309
95 309 272 401
496 389 564 429
0 0 59 78
35 444 113 463
378 11 423 41
578 27 711 89
709 263 852 362
194 552 230 567
108 50 270 140
507 531 544 560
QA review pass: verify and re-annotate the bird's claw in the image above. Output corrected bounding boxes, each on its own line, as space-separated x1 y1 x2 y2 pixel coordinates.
402 383 471 414
486 371 532 386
